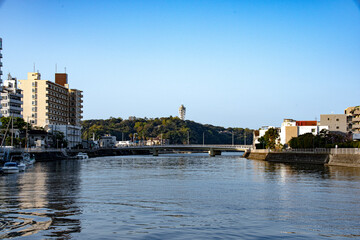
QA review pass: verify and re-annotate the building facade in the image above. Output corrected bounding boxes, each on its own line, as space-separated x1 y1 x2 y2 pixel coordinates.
0 38 3 85
0 38 3 119
345 106 360 133
1 74 23 118
19 72 83 148
279 119 328 145
46 124 82 148
320 114 347 133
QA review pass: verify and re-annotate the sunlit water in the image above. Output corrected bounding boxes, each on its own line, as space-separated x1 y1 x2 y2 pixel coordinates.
1 153 360 239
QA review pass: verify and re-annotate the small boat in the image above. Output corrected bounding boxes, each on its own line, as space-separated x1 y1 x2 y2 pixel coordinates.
2 162 19 174
76 152 89 159
23 153 36 165
18 162 26 172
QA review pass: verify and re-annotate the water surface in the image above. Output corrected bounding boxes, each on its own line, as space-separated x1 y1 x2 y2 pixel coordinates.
1 153 360 239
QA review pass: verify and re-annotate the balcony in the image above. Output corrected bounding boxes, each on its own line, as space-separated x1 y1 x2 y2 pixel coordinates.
0 71 3 75
352 110 360 115
0 62 2 67
352 123 360 129
0 53 2 58
9 100 22 106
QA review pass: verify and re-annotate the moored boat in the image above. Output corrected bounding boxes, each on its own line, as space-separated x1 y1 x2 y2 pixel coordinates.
76 152 89 159
2 162 19 174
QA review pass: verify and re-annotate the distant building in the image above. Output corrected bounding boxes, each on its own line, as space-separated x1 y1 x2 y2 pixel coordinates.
46 124 82 149
99 135 117 148
179 104 186 120
0 37 3 85
279 119 328 145
320 114 347 133
253 126 279 148
19 72 83 127
1 74 23 118
0 38 4 119
345 106 360 133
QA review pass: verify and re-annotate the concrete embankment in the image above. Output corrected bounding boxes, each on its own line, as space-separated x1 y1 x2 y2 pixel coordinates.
245 150 360 167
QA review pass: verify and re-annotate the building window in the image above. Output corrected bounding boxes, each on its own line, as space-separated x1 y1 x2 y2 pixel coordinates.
336 126 339 129
336 119 339 121
311 129 315 133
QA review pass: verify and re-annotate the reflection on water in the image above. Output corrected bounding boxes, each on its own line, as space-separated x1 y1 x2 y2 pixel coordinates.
1 153 360 239
0 161 81 239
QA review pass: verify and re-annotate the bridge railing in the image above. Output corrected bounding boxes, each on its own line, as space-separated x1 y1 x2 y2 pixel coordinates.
121 144 253 149
251 148 360 155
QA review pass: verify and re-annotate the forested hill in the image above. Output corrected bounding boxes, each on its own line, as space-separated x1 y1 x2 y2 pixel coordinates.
81 116 253 145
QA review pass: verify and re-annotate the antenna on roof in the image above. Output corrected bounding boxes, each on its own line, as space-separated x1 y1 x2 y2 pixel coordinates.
64 67 66 73
33 63 35 72
55 63 57 73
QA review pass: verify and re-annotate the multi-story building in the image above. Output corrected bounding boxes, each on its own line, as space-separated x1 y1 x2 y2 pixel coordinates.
0 38 3 85
19 72 83 148
0 38 4 119
320 114 347 133
19 72 69 126
1 73 23 118
69 88 83 126
345 106 360 133
279 119 328 145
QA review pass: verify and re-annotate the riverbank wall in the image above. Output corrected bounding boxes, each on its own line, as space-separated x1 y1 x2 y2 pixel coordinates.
245 149 360 167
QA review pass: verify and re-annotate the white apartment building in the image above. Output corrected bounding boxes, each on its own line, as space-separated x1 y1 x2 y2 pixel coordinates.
280 119 328 145
46 124 82 149
0 38 4 119
1 74 23 118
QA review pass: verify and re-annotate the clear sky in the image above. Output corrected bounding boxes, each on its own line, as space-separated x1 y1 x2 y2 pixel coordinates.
0 0 359 129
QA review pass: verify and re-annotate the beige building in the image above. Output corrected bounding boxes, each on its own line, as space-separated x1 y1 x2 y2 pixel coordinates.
320 114 347 133
19 72 83 148
19 72 71 126
345 106 360 133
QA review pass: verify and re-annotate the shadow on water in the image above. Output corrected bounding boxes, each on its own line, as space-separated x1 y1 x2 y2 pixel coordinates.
0 160 82 239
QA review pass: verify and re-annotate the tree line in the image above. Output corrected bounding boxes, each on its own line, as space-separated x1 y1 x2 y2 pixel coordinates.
81 116 253 145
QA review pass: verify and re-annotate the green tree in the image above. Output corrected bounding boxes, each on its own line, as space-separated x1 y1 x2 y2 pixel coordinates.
258 128 279 149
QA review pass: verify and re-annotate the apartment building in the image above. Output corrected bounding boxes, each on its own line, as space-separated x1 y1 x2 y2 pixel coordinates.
1 74 23 118
19 72 69 126
19 72 83 148
345 106 360 133
320 114 347 133
0 38 2 84
279 119 328 145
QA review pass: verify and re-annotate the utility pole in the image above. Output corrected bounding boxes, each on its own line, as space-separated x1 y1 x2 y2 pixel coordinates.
244 133 247 145
161 133 163 145
187 131 190 145
203 132 205 146
122 132 124 141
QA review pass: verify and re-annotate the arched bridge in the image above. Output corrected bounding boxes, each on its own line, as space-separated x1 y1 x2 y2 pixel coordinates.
121 144 253 157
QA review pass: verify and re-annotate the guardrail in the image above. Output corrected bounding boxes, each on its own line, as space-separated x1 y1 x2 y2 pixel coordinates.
250 148 360 155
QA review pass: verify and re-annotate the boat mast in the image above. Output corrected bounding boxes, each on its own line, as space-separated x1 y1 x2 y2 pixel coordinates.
11 114 13 147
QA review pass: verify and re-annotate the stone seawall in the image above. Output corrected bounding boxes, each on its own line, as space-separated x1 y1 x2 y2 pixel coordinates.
246 150 360 167
328 154 360 167
246 151 329 165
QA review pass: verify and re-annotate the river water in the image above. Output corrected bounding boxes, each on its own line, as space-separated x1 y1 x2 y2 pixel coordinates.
1 153 360 239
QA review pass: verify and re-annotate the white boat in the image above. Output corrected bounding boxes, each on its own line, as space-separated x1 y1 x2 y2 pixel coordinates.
18 162 26 171
76 152 89 159
23 153 36 165
2 162 19 174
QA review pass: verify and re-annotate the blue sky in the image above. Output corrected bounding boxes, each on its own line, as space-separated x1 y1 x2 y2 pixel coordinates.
0 0 359 129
